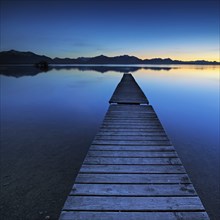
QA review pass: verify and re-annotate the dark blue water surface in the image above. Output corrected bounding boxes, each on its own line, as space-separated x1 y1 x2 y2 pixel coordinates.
1 65 219 219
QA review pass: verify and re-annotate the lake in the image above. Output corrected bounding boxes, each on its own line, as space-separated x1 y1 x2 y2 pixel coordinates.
1 65 219 219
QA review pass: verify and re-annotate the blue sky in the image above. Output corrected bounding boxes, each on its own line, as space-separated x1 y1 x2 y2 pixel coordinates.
1 0 219 61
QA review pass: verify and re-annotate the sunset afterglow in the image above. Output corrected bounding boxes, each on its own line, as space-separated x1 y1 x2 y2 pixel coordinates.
1 0 219 61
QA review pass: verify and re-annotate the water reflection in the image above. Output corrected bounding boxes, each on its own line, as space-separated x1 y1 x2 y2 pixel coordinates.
51 65 173 73
1 64 219 78
0 65 174 77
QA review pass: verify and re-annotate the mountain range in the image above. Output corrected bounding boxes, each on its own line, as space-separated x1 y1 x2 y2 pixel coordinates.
0 50 219 65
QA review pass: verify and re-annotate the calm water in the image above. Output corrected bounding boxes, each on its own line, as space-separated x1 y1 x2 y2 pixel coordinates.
1 65 219 219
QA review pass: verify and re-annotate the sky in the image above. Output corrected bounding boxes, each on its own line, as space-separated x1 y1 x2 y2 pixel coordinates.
0 0 219 61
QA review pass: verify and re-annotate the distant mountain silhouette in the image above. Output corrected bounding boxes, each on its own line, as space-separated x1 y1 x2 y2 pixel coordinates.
0 50 53 64
0 50 219 65
87 55 143 64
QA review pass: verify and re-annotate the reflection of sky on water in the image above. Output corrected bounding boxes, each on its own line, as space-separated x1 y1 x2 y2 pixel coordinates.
1 65 219 219
134 67 219 218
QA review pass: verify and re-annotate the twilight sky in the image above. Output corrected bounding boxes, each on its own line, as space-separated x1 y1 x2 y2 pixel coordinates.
1 0 219 61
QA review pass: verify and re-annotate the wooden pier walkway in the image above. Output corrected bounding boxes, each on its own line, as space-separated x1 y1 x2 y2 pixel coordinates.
60 73 209 220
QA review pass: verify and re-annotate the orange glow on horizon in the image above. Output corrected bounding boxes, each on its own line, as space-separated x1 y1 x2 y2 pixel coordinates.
137 51 219 62
106 50 219 62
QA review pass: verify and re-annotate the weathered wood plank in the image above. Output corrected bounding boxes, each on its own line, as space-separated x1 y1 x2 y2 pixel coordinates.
92 140 171 146
101 125 162 129
101 123 162 127
110 100 147 104
63 196 205 211
70 183 196 196
101 125 163 129
104 114 158 118
107 107 155 111
107 111 154 114
109 103 153 108
96 131 166 136
99 128 165 132
102 121 161 125
80 165 186 174
60 211 210 220
102 122 161 125
107 110 155 114
84 157 181 165
94 135 168 141
108 105 154 109
103 118 159 122
90 145 175 151
75 173 191 184
108 105 154 111
87 151 177 157
106 112 158 119
107 108 154 111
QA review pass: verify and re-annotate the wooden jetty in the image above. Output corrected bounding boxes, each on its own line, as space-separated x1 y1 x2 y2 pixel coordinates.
60 73 209 220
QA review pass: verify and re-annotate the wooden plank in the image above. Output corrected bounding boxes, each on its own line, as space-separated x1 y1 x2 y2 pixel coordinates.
103 118 159 121
92 140 171 146
107 108 154 111
107 110 155 114
99 128 165 132
108 105 154 111
107 107 155 111
109 103 152 106
94 136 168 141
70 183 196 196
87 151 177 157
75 173 192 184
84 157 182 165
104 114 157 118
107 111 154 114
79 165 186 174
108 106 154 109
101 123 162 126
96 131 166 136
105 113 156 117
104 119 159 122
101 125 163 129
106 115 156 118
104 115 159 118
60 211 210 220
101 124 162 128
110 98 148 104
106 114 157 118
109 103 153 108
104 113 158 117
63 196 205 211
99 127 164 131
108 107 154 111
90 145 175 151
102 121 161 125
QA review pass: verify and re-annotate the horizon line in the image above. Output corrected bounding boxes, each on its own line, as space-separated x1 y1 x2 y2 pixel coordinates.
1 49 220 63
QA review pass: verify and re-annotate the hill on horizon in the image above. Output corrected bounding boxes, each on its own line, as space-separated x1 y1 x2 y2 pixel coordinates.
0 50 219 65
